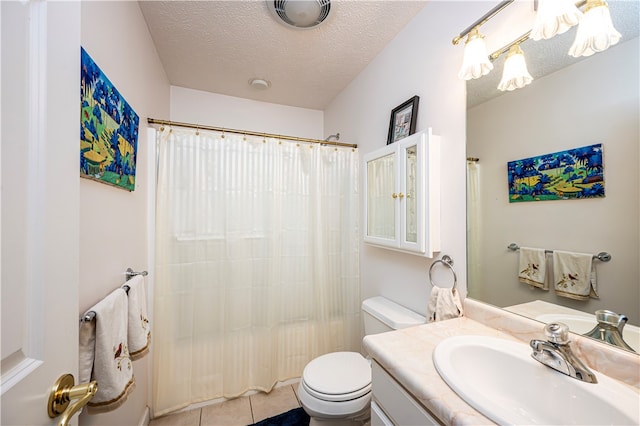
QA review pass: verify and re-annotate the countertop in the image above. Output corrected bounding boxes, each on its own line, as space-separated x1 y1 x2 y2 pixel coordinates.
363 298 640 426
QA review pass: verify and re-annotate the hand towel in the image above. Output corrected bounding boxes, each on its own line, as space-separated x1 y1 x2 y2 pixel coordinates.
553 250 599 301
518 247 548 290
79 288 135 414
427 287 463 322
125 275 151 361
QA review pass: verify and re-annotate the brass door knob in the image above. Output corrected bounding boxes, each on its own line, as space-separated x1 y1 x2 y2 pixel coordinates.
48 374 98 426
392 193 398 199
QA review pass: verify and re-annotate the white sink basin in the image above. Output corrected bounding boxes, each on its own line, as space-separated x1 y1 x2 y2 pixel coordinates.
433 335 640 425
535 313 640 352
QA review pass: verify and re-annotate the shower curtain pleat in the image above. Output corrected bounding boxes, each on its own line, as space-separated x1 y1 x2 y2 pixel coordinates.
152 128 360 416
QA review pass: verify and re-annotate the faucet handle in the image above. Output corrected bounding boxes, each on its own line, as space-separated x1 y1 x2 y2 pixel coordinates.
595 310 628 332
545 322 570 345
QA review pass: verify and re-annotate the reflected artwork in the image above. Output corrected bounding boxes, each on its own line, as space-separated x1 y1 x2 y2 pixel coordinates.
508 144 604 203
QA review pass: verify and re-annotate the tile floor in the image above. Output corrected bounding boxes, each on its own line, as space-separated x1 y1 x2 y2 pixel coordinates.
149 382 302 426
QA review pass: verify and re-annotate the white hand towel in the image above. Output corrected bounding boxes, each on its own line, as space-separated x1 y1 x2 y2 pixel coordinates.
427 287 463 322
125 275 151 361
553 250 599 301
518 247 548 290
79 288 135 414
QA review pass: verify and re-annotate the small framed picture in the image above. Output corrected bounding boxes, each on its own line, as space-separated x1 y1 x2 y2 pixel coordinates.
387 96 419 145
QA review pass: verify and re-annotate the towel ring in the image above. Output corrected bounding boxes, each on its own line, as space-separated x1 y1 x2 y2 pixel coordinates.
429 255 457 290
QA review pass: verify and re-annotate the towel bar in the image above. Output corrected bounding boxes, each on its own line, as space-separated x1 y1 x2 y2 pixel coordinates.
429 255 458 290
80 284 130 323
126 268 148 281
507 243 611 262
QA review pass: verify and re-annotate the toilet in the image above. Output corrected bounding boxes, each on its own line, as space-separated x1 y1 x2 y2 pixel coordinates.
297 296 426 426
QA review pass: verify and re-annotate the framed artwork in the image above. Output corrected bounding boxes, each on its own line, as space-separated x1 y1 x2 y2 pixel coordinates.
80 47 139 191
507 143 605 203
387 96 419 145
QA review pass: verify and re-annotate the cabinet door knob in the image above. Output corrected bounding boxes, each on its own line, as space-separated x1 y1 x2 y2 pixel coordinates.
398 193 405 199
392 193 398 199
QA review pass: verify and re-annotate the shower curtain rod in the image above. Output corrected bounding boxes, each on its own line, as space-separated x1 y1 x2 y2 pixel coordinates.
147 118 358 149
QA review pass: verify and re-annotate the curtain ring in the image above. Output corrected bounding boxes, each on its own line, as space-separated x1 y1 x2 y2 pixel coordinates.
429 255 457 290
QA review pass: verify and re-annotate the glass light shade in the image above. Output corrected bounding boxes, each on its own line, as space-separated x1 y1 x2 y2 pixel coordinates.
497 45 533 92
458 29 493 80
530 0 583 40
569 0 621 57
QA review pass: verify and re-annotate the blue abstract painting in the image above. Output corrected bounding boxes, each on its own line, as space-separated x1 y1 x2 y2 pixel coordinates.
80 47 139 191
508 144 605 202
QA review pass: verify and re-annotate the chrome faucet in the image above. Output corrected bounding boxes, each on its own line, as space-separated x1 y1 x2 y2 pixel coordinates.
530 322 598 383
583 310 635 352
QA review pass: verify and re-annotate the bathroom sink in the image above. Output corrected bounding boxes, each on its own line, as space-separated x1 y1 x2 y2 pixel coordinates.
433 335 640 425
535 313 640 352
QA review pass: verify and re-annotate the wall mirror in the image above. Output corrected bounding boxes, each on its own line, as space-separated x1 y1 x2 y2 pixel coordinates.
465 1 639 354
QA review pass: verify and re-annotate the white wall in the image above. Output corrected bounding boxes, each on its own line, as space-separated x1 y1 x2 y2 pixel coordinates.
170 87 324 139
467 37 639 324
80 2 170 425
323 1 488 317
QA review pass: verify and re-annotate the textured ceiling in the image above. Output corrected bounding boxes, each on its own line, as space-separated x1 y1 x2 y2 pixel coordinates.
138 0 429 110
139 1 638 111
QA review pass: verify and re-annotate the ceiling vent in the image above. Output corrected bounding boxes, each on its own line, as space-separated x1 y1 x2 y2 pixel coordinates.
267 0 331 29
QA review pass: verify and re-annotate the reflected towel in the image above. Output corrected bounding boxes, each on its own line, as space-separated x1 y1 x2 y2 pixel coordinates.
428 287 463 322
553 250 599 301
125 275 151 361
518 247 548 290
79 288 135 414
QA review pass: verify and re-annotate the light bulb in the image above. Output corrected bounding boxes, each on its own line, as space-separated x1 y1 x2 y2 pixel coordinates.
569 0 621 57
531 0 583 40
498 45 533 92
458 28 493 80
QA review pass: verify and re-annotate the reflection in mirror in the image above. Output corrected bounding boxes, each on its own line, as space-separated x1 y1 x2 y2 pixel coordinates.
406 146 417 243
466 1 639 353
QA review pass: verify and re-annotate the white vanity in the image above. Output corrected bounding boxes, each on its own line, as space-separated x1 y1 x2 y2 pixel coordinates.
363 299 640 425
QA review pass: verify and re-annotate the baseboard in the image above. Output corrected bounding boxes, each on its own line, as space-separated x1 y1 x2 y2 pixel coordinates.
138 406 150 426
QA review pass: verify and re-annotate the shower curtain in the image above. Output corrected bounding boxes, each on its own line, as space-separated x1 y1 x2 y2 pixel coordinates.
152 127 360 416
466 159 481 298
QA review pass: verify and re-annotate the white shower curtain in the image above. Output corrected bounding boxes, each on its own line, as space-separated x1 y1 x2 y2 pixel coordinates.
152 128 360 416
466 159 481 298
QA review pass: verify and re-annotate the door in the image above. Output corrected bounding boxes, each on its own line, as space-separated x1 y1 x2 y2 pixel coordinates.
1 1 82 425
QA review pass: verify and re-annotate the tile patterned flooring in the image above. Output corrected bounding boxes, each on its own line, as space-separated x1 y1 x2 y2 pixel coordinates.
149 382 302 426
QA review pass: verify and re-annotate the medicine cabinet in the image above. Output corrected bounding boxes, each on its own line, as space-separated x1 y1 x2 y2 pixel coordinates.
363 129 440 257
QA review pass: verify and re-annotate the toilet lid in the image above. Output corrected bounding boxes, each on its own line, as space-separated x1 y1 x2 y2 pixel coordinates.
302 352 371 402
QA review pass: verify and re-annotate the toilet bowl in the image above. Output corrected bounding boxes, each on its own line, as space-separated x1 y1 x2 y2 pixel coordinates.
298 297 425 425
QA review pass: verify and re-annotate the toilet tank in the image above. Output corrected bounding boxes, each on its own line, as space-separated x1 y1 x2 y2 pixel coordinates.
362 296 426 336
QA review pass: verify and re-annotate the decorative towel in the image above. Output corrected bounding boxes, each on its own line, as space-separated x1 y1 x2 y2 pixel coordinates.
125 275 151 360
79 288 135 414
553 250 599 301
427 287 463 322
518 247 548 290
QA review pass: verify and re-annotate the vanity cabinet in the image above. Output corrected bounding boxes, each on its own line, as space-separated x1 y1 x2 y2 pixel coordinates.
371 360 440 425
364 129 440 257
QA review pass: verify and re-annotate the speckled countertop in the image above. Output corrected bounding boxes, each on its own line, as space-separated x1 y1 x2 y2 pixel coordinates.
363 298 640 426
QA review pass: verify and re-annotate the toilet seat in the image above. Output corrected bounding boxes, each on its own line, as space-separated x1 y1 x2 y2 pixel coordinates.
301 352 371 402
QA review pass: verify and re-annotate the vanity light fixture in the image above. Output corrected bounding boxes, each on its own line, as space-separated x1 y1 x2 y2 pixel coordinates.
454 0 623 91
530 0 583 40
568 0 621 57
458 28 494 80
452 1 514 80
497 44 533 92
